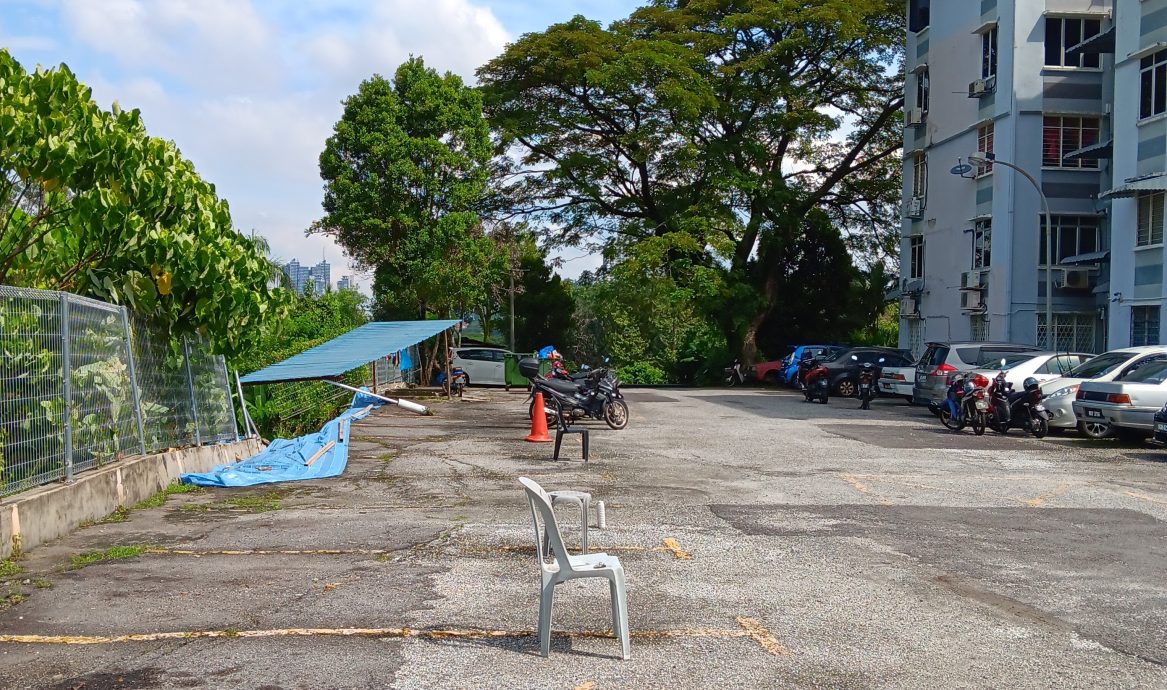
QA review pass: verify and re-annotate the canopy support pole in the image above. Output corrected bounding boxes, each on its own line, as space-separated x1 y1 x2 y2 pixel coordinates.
323 379 431 416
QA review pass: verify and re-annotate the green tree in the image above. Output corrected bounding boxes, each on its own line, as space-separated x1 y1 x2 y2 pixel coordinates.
478 1 904 362
316 57 502 324
512 233 575 352
0 51 287 357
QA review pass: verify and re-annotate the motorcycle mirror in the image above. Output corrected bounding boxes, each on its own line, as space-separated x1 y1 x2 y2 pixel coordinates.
851 354 858 361
878 358 885 363
1001 358 1007 366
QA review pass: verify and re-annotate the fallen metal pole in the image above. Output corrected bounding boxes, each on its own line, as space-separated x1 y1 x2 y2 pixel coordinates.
235 371 259 438
323 380 431 416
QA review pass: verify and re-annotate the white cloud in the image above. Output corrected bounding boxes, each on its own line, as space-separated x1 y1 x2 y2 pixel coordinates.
53 0 512 291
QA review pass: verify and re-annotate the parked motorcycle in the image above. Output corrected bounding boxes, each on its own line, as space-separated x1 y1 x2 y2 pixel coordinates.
442 366 469 398
853 355 884 410
803 358 830 404
937 373 989 435
725 359 751 386
795 353 816 391
521 358 629 430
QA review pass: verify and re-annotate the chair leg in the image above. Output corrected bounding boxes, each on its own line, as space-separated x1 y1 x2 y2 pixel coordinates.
582 431 589 463
579 497 590 554
553 430 564 461
612 570 629 660
539 578 556 657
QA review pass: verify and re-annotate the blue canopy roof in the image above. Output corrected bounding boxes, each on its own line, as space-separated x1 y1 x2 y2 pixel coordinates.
241 320 459 384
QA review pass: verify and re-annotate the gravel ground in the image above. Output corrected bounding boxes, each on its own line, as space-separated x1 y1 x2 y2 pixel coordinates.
1 387 1166 689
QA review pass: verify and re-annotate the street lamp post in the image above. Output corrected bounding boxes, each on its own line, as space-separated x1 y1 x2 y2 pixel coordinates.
966 153 1054 350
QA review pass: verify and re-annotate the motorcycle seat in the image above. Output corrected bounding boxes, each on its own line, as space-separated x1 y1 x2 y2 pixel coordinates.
540 378 582 395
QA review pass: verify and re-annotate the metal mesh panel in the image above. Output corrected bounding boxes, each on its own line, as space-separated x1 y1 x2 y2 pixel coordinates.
65 297 140 474
0 285 242 496
130 319 196 452
0 286 66 495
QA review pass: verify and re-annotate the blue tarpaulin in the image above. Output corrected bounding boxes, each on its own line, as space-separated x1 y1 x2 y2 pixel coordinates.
240 320 459 384
179 391 383 488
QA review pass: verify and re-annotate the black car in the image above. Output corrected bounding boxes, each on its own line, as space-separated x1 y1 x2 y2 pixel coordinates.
820 347 916 397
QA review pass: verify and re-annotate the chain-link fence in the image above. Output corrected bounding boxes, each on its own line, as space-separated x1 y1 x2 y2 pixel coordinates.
0 285 238 497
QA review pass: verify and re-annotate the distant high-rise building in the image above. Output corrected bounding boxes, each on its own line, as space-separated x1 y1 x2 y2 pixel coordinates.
282 258 332 296
337 275 353 291
313 260 331 295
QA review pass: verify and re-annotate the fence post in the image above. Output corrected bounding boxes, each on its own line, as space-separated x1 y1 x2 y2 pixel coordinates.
221 356 239 443
182 336 201 446
59 293 73 483
120 308 147 455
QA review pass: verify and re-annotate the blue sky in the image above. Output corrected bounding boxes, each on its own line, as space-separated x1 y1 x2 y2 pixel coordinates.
0 0 640 289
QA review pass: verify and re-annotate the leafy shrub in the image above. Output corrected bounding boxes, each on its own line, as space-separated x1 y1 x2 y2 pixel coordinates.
617 361 666 385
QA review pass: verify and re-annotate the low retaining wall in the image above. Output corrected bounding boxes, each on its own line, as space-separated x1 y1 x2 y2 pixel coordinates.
0 439 264 559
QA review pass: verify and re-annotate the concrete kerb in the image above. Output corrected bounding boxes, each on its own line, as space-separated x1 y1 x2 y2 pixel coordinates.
0 439 264 559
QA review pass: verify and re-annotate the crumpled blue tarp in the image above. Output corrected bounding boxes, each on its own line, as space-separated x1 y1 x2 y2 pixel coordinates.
180 390 384 488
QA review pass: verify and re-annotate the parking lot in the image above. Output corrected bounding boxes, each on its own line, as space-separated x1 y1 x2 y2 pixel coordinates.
2 388 1167 689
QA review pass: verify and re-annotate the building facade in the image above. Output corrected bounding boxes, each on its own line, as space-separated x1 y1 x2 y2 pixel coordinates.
899 0 1116 357
337 275 353 291
1106 0 1167 349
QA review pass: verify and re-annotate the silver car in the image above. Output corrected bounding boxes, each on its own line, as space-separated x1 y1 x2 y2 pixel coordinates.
1041 346 1167 437
913 342 1041 405
1072 355 1167 438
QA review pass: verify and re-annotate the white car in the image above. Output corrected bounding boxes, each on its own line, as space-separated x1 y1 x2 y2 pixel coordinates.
450 347 512 386
971 351 1094 390
1073 355 1167 438
1040 346 1167 436
878 364 916 401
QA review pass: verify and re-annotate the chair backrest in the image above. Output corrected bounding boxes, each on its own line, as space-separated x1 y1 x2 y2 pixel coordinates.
518 476 571 571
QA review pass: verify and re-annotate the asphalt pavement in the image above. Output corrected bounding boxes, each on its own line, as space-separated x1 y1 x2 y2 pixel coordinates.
1 387 1166 689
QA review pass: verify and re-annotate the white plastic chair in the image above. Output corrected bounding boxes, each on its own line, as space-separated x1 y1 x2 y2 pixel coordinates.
519 477 629 660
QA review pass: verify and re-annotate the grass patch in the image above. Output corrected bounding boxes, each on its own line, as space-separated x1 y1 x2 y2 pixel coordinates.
180 490 283 514
32 578 52 589
4 582 24 607
0 559 24 578
134 481 208 510
68 545 147 570
222 627 241 638
98 506 131 524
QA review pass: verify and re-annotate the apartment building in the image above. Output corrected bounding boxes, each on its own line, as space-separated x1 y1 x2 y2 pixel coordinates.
899 0 1115 356
1106 0 1167 349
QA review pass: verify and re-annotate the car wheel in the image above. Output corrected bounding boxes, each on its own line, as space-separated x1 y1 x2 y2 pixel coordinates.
1078 420 1115 439
763 371 780 385
835 378 856 397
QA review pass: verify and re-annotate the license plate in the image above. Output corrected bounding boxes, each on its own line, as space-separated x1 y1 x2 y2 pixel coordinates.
916 374 926 385
1157 423 1167 433
1033 405 1045 412
1084 408 1103 419
975 400 988 411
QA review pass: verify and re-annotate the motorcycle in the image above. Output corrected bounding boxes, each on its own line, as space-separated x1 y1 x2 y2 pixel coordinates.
937 373 989 435
803 358 830 404
724 359 751 386
1007 376 1051 438
441 366 469 398
521 358 629 430
853 355 885 410
795 354 815 391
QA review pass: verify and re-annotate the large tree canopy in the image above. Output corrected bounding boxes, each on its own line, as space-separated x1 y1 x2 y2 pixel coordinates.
316 57 504 320
0 51 287 357
479 0 904 361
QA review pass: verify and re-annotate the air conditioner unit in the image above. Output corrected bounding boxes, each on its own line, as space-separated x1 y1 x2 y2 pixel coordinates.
900 295 919 317
906 197 925 219
960 269 987 290
968 76 996 98
961 289 985 311
1057 268 1091 290
906 108 926 127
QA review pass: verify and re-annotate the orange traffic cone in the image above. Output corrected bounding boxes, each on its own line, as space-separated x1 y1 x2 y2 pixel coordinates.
526 391 552 443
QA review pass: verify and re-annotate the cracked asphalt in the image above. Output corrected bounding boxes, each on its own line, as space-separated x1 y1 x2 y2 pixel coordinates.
1 387 1167 689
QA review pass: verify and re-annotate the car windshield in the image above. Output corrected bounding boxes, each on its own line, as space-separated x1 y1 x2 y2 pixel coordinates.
1118 358 1167 384
821 349 846 362
1068 351 1137 379
981 353 1038 371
